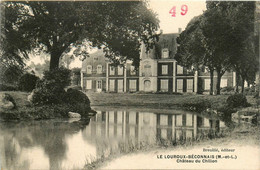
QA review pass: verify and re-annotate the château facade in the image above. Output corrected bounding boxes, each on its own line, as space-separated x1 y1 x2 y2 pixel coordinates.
81 33 235 93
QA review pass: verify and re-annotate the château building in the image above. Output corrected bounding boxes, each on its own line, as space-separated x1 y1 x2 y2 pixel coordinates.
81 33 235 94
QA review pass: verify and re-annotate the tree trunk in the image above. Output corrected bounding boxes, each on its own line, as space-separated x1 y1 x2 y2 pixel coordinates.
216 70 222 95
209 69 214 95
235 72 239 93
241 78 245 93
50 50 62 70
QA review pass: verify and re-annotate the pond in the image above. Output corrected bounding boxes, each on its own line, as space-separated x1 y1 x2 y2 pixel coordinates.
0 107 226 170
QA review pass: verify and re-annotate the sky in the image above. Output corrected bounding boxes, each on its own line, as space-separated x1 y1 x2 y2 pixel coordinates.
149 0 206 34
28 1 207 69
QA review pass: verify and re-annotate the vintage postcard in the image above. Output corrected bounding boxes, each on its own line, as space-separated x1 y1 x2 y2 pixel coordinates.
0 0 259 170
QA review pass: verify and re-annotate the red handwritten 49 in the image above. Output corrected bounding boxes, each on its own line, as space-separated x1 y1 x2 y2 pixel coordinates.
169 5 188 17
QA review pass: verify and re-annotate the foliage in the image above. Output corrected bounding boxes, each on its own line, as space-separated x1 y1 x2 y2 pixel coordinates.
175 15 215 95
18 72 39 92
176 1 257 95
0 63 24 85
2 1 159 70
0 84 17 91
31 67 71 105
30 67 91 116
42 67 71 89
220 86 235 93
65 88 90 105
206 1 256 94
0 91 91 120
226 93 250 108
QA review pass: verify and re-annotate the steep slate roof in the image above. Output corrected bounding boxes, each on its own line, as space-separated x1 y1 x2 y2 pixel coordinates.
81 49 108 71
155 33 179 59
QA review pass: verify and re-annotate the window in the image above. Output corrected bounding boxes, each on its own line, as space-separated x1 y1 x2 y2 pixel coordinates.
187 79 193 93
177 79 183 93
162 65 168 75
162 48 169 58
97 65 102 74
97 80 102 89
129 80 137 91
204 79 210 90
176 115 182 126
86 80 92 89
186 114 193 126
87 65 92 74
118 66 124 75
109 79 115 91
110 66 115 75
177 65 183 74
220 79 227 88
160 79 168 91
130 66 136 75
118 79 124 92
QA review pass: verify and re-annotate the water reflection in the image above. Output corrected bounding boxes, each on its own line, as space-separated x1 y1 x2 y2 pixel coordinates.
0 109 225 170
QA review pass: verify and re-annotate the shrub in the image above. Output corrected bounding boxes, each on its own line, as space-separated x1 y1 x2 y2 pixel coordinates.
42 67 71 89
31 87 67 105
31 67 71 105
65 88 90 105
226 93 250 108
0 84 17 91
217 105 235 123
220 86 234 92
18 73 39 92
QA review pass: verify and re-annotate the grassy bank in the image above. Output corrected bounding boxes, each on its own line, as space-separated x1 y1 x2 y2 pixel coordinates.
0 91 91 120
1 91 258 120
87 92 257 110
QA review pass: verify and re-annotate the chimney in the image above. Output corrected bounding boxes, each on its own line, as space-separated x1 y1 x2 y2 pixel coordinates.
178 28 182 33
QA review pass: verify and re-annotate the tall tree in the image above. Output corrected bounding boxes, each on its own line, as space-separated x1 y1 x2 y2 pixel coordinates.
176 15 215 95
205 1 257 94
1 1 159 70
200 5 233 95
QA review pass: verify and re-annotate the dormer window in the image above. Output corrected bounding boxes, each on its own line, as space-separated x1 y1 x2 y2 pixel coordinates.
162 48 169 59
97 65 103 74
130 65 136 75
110 66 115 75
87 65 92 74
118 66 124 75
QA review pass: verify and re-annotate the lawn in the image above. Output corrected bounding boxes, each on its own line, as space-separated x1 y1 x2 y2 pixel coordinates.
86 92 257 110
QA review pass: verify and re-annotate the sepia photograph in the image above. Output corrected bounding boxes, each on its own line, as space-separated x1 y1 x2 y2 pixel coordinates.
0 0 259 169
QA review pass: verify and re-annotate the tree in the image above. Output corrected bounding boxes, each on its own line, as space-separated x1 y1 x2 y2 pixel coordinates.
200 5 233 95
205 1 257 94
176 15 215 95
1 1 159 71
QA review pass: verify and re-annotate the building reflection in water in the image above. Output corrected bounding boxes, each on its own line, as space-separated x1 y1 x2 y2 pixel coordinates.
84 110 226 158
0 109 226 170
